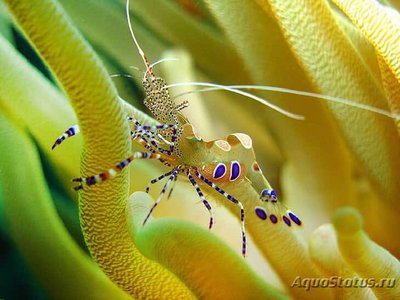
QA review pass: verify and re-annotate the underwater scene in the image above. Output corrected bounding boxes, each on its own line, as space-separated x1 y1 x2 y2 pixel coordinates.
0 0 399 299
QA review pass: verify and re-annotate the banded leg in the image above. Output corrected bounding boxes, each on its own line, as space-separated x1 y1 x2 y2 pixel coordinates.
133 131 172 166
187 169 214 229
140 133 173 155
136 130 174 147
133 133 157 153
160 159 172 167
72 152 163 191
128 116 177 133
132 130 173 157
128 117 177 154
134 133 177 158
143 167 181 225
167 173 179 199
145 170 175 193
169 126 177 153
131 129 162 144
141 127 177 154
51 125 80 150
194 169 246 257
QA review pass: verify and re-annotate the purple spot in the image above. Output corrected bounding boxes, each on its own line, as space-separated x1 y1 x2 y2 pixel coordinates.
255 207 267 220
87 176 96 186
288 211 302 226
283 215 291 226
270 214 278 224
230 161 241 181
213 163 226 179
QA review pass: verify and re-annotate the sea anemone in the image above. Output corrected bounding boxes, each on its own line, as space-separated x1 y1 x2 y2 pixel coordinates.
0 0 398 299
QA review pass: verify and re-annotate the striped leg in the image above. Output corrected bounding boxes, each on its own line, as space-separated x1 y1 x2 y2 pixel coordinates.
140 133 173 155
169 127 177 154
131 129 162 144
160 159 172 167
133 132 177 159
128 116 177 133
194 169 246 257
133 133 158 153
143 167 181 225
51 125 80 150
133 133 172 166
127 116 141 127
72 152 162 191
138 130 174 147
141 127 177 155
132 131 173 157
167 174 179 199
128 116 177 154
187 169 214 229
145 170 175 193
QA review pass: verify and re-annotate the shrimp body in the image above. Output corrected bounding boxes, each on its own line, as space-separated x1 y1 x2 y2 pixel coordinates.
51 0 303 257
51 0 399 255
177 123 273 196
54 74 302 257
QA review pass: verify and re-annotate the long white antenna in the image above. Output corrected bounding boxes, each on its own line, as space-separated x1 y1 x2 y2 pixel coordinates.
148 58 179 71
168 82 400 120
166 82 305 120
110 73 134 78
126 0 154 77
143 58 179 80
231 85 399 119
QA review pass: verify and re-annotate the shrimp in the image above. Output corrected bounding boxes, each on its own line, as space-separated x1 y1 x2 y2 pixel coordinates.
51 0 308 257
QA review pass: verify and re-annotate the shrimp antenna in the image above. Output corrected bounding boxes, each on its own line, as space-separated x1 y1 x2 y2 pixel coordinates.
111 59 180 82
167 82 400 120
110 73 134 79
126 0 154 78
165 82 305 120
149 58 179 70
232 85 400 120
143 58 180 80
